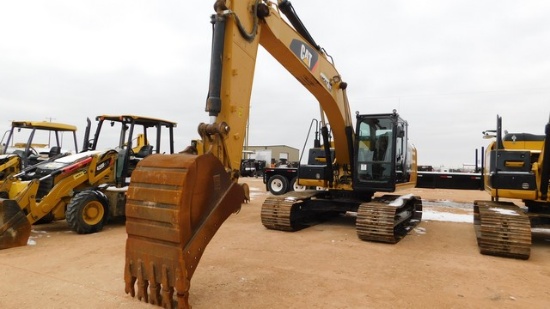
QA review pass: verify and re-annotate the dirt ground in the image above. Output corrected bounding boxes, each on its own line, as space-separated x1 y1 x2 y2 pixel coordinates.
1 178 550 309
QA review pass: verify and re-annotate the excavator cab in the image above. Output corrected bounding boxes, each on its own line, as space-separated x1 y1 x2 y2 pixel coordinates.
354 112 414 192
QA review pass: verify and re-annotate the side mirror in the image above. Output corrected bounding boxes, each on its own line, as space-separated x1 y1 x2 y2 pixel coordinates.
396 126 405 138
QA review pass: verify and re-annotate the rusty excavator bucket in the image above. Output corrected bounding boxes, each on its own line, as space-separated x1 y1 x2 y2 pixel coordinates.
0 198 31 249
124 152 245 309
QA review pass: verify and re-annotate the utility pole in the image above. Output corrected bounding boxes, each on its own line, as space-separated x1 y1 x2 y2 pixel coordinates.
46 117 55 146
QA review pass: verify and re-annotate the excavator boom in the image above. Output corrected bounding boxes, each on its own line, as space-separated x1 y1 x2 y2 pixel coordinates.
203 0 352 173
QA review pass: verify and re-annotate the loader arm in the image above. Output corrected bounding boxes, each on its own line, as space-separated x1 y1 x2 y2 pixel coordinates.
0 155 21 181
124 1 353 307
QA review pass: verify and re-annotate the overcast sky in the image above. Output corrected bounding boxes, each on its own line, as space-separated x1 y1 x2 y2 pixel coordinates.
1 0 549 169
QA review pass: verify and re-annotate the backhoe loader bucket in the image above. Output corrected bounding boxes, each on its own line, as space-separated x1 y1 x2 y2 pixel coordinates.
0 198 31 249
124 152 245 309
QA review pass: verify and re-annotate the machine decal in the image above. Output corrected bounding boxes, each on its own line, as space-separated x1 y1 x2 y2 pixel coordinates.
96 158 111 174
290 39 318 71
320 72 332 91
72 171 85 180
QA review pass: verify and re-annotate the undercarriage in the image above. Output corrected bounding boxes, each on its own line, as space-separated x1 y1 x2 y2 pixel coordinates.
261 191 422 244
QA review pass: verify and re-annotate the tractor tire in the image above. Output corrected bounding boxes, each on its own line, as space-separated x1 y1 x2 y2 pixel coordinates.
290 177 306 192
267 175 288 195
66 191 107 234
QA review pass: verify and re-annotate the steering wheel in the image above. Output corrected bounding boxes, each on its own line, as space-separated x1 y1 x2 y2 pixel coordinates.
27 147 39 156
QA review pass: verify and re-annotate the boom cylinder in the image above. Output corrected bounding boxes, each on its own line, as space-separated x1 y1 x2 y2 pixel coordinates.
206 14 227 117
321 126 333 186
278 0 320 51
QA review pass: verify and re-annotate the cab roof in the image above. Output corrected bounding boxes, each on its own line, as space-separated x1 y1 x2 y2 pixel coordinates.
11 121 77 132
95 115 177 128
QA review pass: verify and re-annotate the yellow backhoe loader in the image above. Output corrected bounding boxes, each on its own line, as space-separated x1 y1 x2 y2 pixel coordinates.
124 1 421 308
0 115 176 249
0 121 79 182
474 114 550 259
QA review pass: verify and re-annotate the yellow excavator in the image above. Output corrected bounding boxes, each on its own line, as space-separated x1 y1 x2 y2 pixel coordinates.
474 115 550 259
0 121 79 182
0 115 176 249
124 1 422 308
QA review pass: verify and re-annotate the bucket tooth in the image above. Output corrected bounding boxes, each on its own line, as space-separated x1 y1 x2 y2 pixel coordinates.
148 261 161 305
136 259 149 303
124 153 245 308
124 258 136 297
161 264 174 308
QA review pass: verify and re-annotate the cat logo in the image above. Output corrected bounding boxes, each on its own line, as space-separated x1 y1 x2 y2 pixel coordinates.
300 45 313 67
290 39 318 71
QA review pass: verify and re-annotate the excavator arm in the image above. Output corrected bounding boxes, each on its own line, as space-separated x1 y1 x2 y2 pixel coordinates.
202 0 353 179
124 1 354 308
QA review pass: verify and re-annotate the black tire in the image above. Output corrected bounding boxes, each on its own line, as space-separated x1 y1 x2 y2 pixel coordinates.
290 177 306 192
267 175 288 195
66 191 107 234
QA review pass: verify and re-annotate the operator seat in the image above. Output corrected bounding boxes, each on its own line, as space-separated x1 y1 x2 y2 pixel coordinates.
135 145 153 159
48 146 61 157
125 145 154 181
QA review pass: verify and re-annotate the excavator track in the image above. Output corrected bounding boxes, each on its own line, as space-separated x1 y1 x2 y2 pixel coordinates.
473 200 531 260
261 196 297 231
260 191 318 231
356 194 423 244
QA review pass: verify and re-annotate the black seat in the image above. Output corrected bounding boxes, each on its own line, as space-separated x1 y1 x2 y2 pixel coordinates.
135 145 153 158
49 146 61 157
